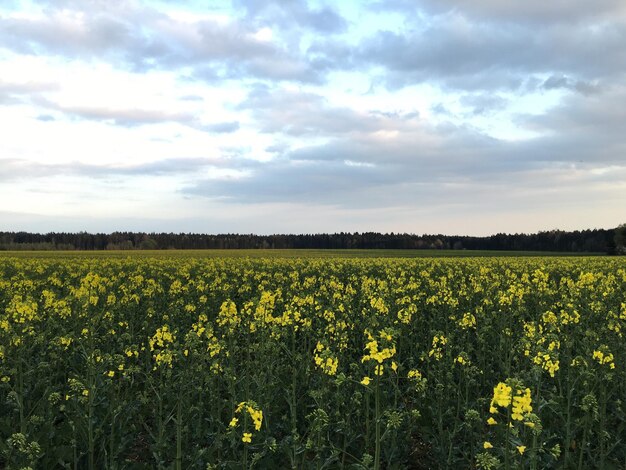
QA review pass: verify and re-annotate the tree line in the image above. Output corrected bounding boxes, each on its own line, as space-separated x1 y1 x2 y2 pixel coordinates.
0 226 623 253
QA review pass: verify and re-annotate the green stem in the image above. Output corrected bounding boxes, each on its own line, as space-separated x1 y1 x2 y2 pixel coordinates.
365 392 370 451
157 385 164 466
504 404 511 470
73 421 79 470
530 372 541 470
374 372 381 470
577 415 589 470
88 397 94 470
291 330 298 469
243 400 249 470
109 402 116 470
215 376 223 463
18 355 26 434
88 367 95 470
563 377 571 467
176 399 182 470
599 382 607 468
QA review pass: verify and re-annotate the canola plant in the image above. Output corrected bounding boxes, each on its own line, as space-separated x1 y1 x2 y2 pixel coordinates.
0 255 624 469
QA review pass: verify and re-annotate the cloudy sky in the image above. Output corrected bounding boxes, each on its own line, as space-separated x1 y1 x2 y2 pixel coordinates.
1 0 624 235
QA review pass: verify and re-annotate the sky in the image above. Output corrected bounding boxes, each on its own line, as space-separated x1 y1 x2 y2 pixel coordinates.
0 0 625 236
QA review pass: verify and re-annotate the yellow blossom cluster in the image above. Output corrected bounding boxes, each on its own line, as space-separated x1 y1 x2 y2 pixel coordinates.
407 369 422 380
361 329 397 377
149 325 175 350
230 401 263 443
511 388 533 421
533 352 560 377
592 347 616 369
314 342 339 376
454 354 470 366
428 334 447 360
490 382 512 411
149 326 176 369
458 312 477 329
482 380 538 464
488 381 535 426
216 299 240 331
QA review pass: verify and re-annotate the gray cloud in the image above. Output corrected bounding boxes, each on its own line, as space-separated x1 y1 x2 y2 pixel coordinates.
353 17 626 91
0 79 58 94
183 80 626 209
0 157 231 181
184 158 394 205
181 124 512 206
1 8 138 58
376 0 626 25
459 93 509 115
541 75 600 95
516 85 626 165
43 101 194 127
182 146 625 214
0 78 58 104
225 80 626 209
199 121 240 133
0 2 322 82
28 97 240 132
6 0 623 96
3 0 625 95
238 85 420 136
234 0 347 33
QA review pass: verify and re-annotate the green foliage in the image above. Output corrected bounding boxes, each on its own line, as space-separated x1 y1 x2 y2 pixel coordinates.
0 256 625 468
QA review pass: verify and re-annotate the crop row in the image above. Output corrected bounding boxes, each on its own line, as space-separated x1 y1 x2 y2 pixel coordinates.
0 256 624 469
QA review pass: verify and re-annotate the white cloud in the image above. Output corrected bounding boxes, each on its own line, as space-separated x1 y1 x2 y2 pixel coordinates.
0 0 623 234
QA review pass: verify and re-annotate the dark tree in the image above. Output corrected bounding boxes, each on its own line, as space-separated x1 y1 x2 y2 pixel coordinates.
614 223 626 255
0 227 619 252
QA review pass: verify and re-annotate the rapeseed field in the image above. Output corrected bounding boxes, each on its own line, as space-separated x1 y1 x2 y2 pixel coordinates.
0 255 624 469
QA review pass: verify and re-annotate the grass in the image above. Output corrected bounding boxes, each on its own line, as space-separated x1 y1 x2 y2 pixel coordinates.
0 248 605 258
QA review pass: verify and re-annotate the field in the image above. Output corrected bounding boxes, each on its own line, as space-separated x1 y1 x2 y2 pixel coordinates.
0 252 624 469
0 249 604 259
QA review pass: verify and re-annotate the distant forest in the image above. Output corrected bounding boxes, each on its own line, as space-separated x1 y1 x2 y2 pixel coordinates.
0 227 623 253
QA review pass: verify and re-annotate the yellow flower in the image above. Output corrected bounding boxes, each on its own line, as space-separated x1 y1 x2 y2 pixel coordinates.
517 445 526 455
492 382 512 407
407 369 422 379
361 376 371 386
242 432 252 443
487 417 497 425
483 441 493 449
249 408 263 431
107 370 115 378
229 417 238 427
512 388 532 420
455 355 467 365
